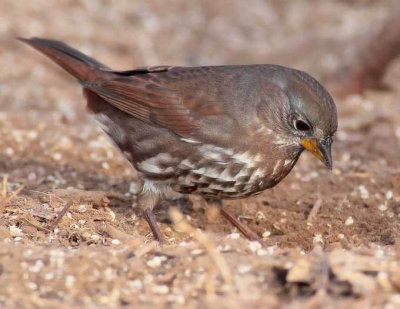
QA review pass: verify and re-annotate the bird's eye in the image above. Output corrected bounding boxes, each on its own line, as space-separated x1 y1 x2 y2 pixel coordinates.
294 120 310 131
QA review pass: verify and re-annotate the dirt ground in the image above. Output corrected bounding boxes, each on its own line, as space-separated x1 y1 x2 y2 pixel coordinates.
1 1 400 308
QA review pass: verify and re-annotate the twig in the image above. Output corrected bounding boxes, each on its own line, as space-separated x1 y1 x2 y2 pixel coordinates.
0 175 24 213
22 216 51 233
49 201 73 230
169 207 233 296
308 196 323 222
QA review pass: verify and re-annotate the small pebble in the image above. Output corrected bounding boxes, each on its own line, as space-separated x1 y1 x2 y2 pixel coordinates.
52 152 62 161
77 204 87 213
256 249 268 256
27 130 38 140
178 241 191 247
5 147 14 156
378 204 387 212
257 246 275 256
152 285 169 295
262 231 271 238
248 241 262 252
27 282 38 290
237 263 252 274
65 275 76 289
345 216 354 226
44 272 55 281
190 249 204 256
146 256 167 268
227 232 241 240
9 225 23 237
217 244 231 252
29 260 44 273
91 234 101 241
358 185 369 199
111 239 121 245
313 234 323 243
129 279 143 290
375 249 385 258
255 211 266 221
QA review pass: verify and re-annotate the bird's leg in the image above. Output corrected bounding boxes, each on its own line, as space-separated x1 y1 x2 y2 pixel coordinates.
220 207 260 241
144 208 163 243
137 190 163 243
207 199 260 241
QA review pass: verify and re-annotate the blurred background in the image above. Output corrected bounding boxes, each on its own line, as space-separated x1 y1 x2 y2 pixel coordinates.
1 0 399 180
3 0 400 93
1 1 400 307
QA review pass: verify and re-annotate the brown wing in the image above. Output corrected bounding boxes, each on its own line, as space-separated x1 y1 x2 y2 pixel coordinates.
20 38 226 137
83 68 201 136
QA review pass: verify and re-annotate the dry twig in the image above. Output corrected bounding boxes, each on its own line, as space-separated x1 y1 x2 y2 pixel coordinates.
0 175 24 213
22 216 51 233
49 201 73 229
308 195 323 222
169 207 233 295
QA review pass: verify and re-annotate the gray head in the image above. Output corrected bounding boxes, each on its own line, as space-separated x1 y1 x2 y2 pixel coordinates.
258 65 338 169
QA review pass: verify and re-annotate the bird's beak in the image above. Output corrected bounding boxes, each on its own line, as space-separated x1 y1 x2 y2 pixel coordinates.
301 137 333 170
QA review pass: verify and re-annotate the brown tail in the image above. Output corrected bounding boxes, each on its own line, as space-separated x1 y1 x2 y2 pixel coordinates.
18 37 110 82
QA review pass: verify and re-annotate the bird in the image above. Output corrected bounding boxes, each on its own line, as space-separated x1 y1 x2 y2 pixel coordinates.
19 37 337 243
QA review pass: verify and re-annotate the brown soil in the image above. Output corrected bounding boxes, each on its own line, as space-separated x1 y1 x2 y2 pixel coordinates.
1 1 400 308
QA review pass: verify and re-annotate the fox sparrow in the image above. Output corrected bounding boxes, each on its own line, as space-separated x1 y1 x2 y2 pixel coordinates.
20 38 337 242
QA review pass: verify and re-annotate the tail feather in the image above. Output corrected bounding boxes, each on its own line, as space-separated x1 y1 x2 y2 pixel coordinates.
18 37 110 82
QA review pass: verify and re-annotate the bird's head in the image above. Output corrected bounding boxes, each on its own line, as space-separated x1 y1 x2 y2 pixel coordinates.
258 66 338 169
